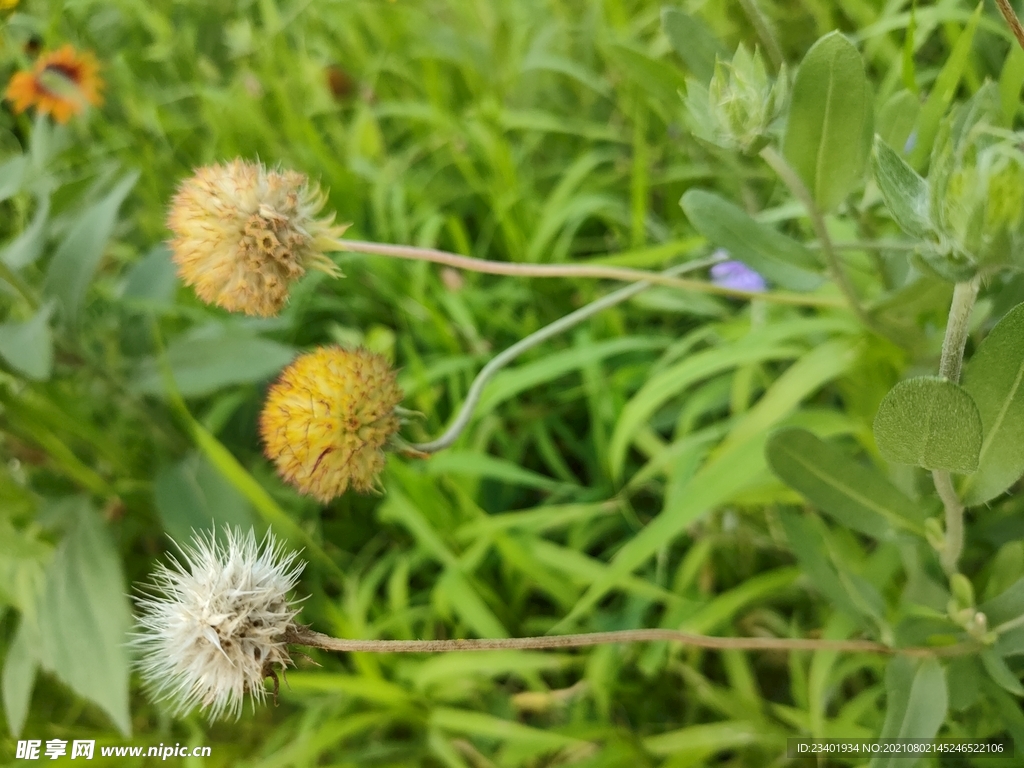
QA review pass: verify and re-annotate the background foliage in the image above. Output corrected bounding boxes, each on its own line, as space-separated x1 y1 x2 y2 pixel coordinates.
2 0 1024 765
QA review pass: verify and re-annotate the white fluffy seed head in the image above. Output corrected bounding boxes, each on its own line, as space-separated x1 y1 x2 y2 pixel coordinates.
130 527 305 720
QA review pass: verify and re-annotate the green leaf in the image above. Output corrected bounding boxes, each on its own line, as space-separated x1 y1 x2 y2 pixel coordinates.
34 499 132 735
0 303 54 381
133 324 296 398
424 451 577 493
873 376 982 473
661 8 727 84
643 721 768 758
2 619 37 737
680 190 823 291
43 172 139 322
981 576 1024 628
766 428 927 537
961 303 1024 505
783 32 872 212
1 196 50 269
0 156 27 203
153 452 254 544
870 657 948 768
908 3 982 168
981 648 1024 696
778 509 885 624
876 90 920 154
999 44 1024 126
605 43 687 108
121 245 178 307
872 136 932 239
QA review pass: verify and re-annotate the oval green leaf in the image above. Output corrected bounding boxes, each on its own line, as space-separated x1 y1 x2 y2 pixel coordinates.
783 31 872 212
680 189 823 291
961 302 1024 505
873 376 982 473
766 428 927 537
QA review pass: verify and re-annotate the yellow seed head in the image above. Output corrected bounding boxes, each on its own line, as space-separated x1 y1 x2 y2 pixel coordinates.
259 347 403 502
167 159 345 317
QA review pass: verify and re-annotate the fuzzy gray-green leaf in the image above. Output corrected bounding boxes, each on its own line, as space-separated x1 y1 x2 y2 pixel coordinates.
872 136 932 239
873 377 982 473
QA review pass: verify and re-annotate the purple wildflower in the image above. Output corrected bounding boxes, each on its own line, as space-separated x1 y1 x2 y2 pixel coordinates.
710 259 767 293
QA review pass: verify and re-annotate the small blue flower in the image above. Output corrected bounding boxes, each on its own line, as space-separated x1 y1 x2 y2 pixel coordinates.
903 130 918 154
710 258 767 293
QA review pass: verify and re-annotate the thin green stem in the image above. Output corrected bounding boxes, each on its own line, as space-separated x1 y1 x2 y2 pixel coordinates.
409 257 722 453
758 146 879 331
339 239 845 308
996 0 1024 52
934 277 980 575
286 624 974 658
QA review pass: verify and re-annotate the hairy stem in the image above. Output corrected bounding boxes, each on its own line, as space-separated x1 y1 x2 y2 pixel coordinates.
285 624 973 659
935 277 980 574
409 257 722 453
996 0 1024 53
338 239 844 308
938 278 980 383
758 146 879 331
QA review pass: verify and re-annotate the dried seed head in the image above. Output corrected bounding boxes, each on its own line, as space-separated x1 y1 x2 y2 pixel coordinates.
259 346 403 502
131 528 304 720
166 159 346 317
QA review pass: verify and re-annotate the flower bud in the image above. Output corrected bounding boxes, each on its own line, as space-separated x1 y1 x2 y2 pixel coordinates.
928 85 1024 271
684 45 788 154
259 346 403 502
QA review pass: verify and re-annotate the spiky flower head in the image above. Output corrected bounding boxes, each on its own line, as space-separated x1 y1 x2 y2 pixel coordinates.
4 45 103 124
260 346 403 502
131 528 304 720
166 159 346 317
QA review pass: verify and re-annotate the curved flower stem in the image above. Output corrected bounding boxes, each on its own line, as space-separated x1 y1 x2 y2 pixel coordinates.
409 257 723 453
339 239 844 308
935 277 981 574
996 0 1024 52
286 624 974 659
757 146 880 332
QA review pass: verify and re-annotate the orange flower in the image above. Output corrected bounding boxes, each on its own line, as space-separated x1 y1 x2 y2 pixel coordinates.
4 45 103 123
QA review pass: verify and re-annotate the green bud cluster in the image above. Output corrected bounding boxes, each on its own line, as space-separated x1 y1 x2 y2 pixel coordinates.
928 86 1024 272
684 45 788 154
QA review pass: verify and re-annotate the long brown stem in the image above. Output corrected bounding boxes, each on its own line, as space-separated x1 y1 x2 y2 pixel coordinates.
339 239 844 308
285 624 973 659
996 0 1024 53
